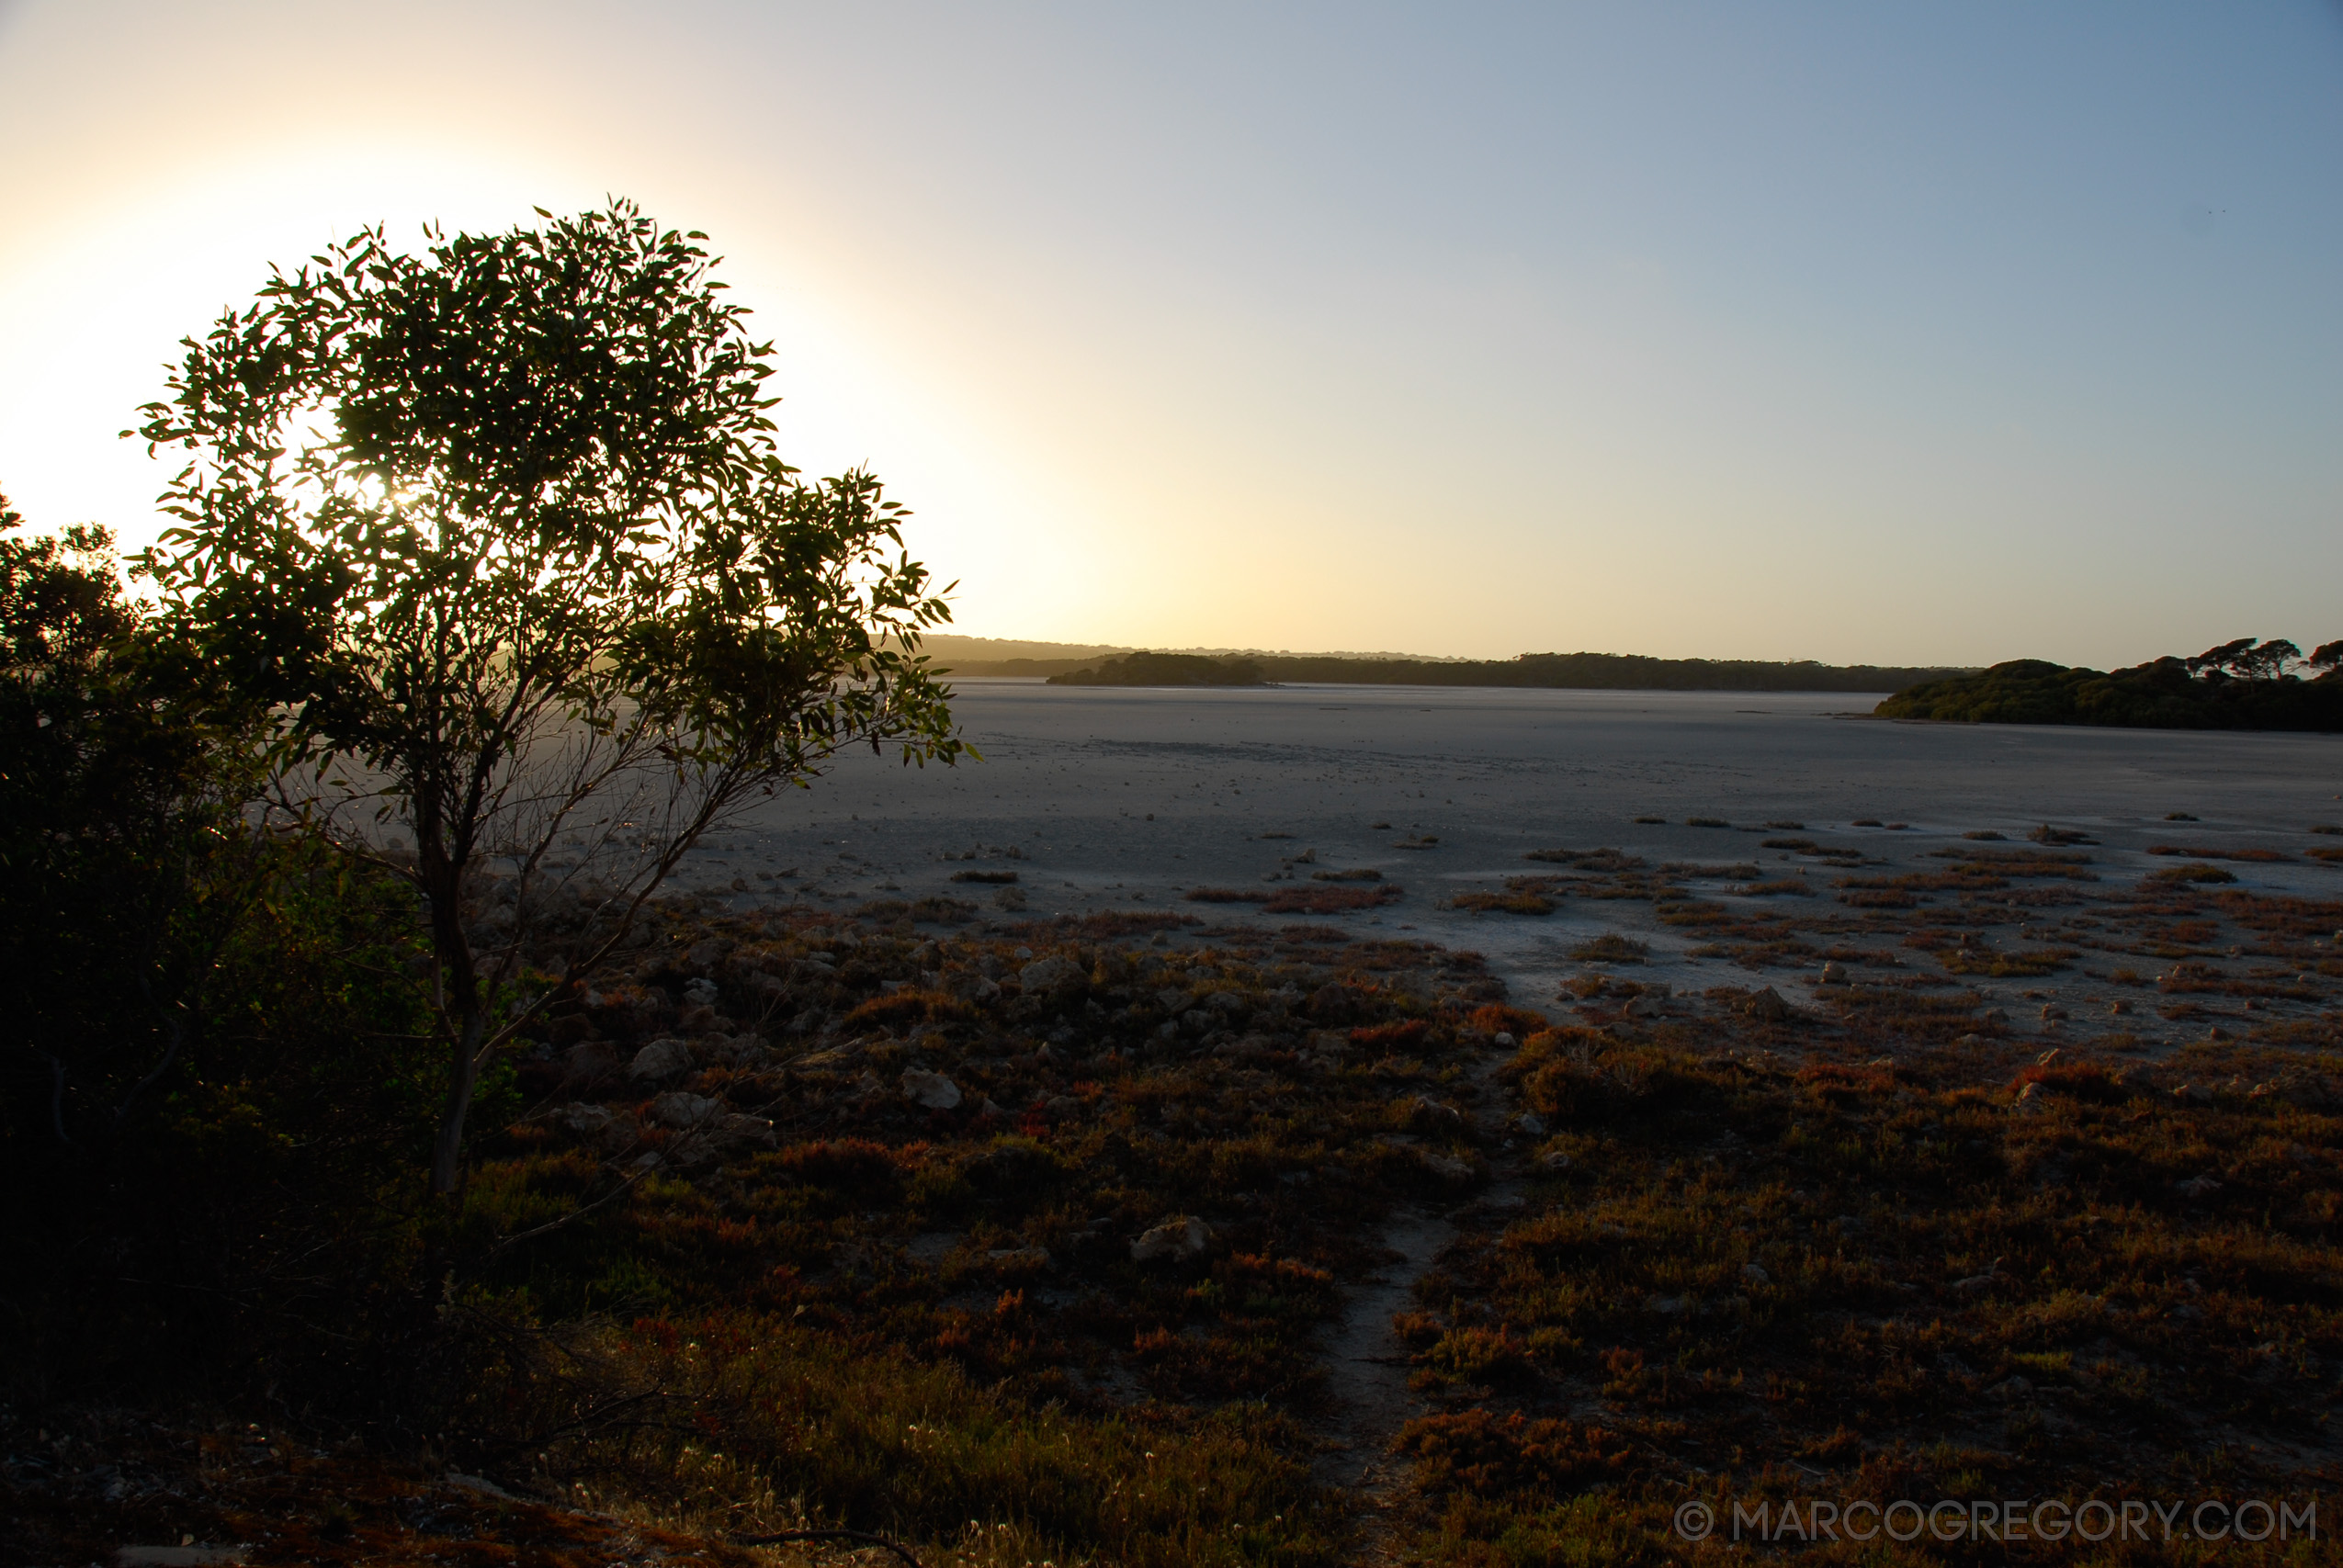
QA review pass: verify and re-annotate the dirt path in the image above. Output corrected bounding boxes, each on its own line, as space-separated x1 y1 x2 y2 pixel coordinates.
1316 1041 1532 1559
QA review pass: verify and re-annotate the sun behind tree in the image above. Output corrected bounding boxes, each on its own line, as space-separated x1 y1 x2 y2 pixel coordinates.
134 200 967 1194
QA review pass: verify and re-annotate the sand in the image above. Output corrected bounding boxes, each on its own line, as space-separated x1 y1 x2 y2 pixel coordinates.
678 680 2343 1032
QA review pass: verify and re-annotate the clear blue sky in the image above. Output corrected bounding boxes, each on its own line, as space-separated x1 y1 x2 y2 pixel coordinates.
3 1 2338 665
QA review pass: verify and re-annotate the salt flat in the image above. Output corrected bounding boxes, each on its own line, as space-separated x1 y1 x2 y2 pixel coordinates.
685 680 2343 1032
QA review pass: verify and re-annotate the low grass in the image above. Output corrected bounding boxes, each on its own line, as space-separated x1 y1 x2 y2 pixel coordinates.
1404 1028 2343 1562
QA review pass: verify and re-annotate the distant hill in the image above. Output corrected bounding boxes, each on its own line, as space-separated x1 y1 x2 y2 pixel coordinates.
1038 649 1962 692
1248 651 1957 693
1048 652 1265 687
1877 640 2343 731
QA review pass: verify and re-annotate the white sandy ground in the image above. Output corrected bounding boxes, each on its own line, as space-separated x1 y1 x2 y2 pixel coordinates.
667 680 2343 1043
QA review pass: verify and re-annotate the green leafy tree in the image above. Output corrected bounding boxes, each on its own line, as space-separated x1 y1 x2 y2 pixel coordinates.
136 202 965 1194
0 501 266 1150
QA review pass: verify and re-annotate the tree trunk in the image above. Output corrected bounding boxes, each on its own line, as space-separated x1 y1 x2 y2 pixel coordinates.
430 1001 486 1196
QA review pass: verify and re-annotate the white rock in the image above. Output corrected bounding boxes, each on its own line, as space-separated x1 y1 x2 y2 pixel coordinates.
556 1102 614 1135
900 1068 963 1110
1130 1215 1214 1263
649 1091 719 1129
716 1111 777 1146
628 1037 695 1080
1742 1263 1771 1286
1419 1152 1475 1181
1020 955 1086 992
1514 1111 1547 1136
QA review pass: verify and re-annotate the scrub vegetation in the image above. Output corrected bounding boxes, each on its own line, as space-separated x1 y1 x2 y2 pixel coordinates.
1878 639 2343 730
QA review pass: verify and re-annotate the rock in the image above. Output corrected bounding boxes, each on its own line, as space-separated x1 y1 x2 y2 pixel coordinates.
1954 1032 1986 1048
1987 1375 2033 1400
1409 1094 1465 1128
1514 1111 1547 1136
1306 982 1361 1024
1742 1263 1771 1286
2177 1173 2223 1198
991 886 1027 911
900 1069 963 1111
682 976 721 1010
1980 1008 2009 1028
1818 961 1849 986
1745 987 1794 1023
1536 1147 1571 1171
715 1112 776 1147
2040 1003 2068 1022
1647 1294 1687 1315
556 1102 615 1136
684 937 729 974
1492 1031 1515 1047
1130 1215 1214 1263
446 1472 515 1499
1021 955 1087 993
560 1042 620 1088
649 1090 719 1129
1418 1151 1475 1181
1949 1273 1997 1296
628 1037 695 1081
2035 1047 2062 1066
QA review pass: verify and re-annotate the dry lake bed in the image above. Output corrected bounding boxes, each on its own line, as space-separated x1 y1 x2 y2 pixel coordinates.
679 681 2343 1044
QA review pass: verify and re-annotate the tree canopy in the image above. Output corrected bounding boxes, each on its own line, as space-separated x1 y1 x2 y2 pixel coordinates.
134 200 967 1190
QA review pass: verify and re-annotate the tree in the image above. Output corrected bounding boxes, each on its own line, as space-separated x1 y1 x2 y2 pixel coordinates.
0 501 266 1151
136 202 966 1194
2185 637 2258 678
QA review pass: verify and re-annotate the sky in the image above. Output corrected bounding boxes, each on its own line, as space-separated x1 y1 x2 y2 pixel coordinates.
2 2 2339 668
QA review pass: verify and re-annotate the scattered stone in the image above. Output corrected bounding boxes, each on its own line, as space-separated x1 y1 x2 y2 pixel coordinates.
555 1102 615 1136
1409 1094 1465 1128
1418 1151 1475 1181
900 1068 963 1111
1514 1111 1547 1136
1131 1215 1214 1263
2177 1173 2223 1199
648 1090 719 1129
1745 987 1794 1023
1020 955 1086 993
446 1472 515 1499
1742 1263 1770 1285
1536 1147 1571 1172
1818 961 1849 986
1987 1375 2033 1400
627 1037 695 1081
1949 1273 1997 1296
560 1042 619 1088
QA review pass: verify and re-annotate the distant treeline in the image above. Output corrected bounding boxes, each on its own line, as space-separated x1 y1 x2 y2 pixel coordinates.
1876 638 2343 731
1043 649 1960 692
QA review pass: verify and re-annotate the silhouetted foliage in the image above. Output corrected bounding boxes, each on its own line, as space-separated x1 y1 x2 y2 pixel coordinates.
1877 640 2343 730
135 201 967 1191
1048 651 1265 685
